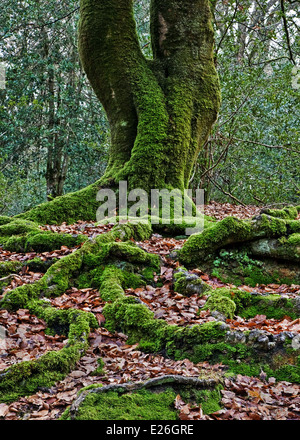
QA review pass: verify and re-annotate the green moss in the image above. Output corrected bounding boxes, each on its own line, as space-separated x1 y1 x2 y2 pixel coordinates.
225 357 300 384
15 180 101 225
0 218 87 252
201 287 298 320
0 260 23 277
0 215 13 225
210 246 299 286
204 293 236 319
25 257 56 273
24 231 87 252
239 295 298 320
0 219 39 236
103 296 159 342
179 216 253 265
180 385 223 414
90 358 106 377
97 266 125 302
69 388 178 420
140 266 157 284
178 214 296 266
261 206 298 220
106 241 160 267
285 233 300 246
173 271 211 297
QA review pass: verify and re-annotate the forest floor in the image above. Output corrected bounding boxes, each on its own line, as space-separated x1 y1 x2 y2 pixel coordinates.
0 201 300 421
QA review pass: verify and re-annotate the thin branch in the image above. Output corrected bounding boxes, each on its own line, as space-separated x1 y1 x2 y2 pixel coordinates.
199 135 234 181
215 1 239 55
228 136 300 154
0 274 21 283
248 56 290 66
0 7 79 40
280 0 296 65
207 175 246 206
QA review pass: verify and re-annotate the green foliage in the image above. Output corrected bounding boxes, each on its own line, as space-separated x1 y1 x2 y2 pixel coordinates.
0 0 108 215
191 1 299 205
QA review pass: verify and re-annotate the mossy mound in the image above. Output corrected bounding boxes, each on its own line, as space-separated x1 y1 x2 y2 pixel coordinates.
62 375 222 420
0 218 88 252
203 287 300 320
209 248 300 287
178 207 300 286
173 269 211 297
204 292 236 319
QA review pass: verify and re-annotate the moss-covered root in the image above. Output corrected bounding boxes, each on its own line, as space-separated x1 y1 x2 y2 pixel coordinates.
0 261 23 278
0 221 154 311
178 214 300 266
0 307 98 403
65 375 221 420
0 221 154 403
14 180 101 225
260 205 299 220
0 218 88 252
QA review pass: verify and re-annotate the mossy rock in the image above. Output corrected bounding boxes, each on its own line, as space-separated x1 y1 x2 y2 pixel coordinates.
204 292 236 319
173 269 211 297
179 213 300 267
203 287 300 320
208 245 300 286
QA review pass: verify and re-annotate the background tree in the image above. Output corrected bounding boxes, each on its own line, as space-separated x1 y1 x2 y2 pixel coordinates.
0 0 109 212
192 0 300 205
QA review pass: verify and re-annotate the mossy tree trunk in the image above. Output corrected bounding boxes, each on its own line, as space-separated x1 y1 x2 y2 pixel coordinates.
78 0 221 193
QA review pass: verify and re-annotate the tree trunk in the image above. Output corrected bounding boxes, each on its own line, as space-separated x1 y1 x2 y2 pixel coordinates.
78 0 221 193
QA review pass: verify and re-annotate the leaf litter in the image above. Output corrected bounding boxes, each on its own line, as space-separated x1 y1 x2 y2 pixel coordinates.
0 202 300 420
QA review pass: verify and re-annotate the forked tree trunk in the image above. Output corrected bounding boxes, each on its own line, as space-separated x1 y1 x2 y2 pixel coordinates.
78 0 221 194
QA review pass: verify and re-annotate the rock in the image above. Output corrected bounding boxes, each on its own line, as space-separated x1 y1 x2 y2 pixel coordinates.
173 270 211 297
211 310 227 322
292 335 300 350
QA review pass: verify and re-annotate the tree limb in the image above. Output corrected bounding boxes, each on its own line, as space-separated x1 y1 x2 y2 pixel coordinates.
280 0 296 65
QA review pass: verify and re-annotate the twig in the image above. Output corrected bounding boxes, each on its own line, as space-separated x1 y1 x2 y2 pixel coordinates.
0 274 21 282
207 175 246 207
215 1 239 55
228 136 300 154
280 0 296 65
199 135 234 181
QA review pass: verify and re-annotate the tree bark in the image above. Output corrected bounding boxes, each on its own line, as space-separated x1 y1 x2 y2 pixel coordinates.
78 0 221 193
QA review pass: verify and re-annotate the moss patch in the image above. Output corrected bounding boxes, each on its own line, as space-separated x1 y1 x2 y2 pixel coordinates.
204 293 236 319
65 388 178 420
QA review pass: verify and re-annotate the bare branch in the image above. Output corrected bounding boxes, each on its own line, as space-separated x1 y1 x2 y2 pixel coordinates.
280 0 296 65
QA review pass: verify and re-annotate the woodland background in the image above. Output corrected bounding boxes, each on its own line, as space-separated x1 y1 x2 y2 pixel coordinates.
0 0 299 212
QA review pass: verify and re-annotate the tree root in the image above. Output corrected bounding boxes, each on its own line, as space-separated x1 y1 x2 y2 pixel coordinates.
68 375 222 420
179 207 300 266
0 221 155 402
1 209 300 406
